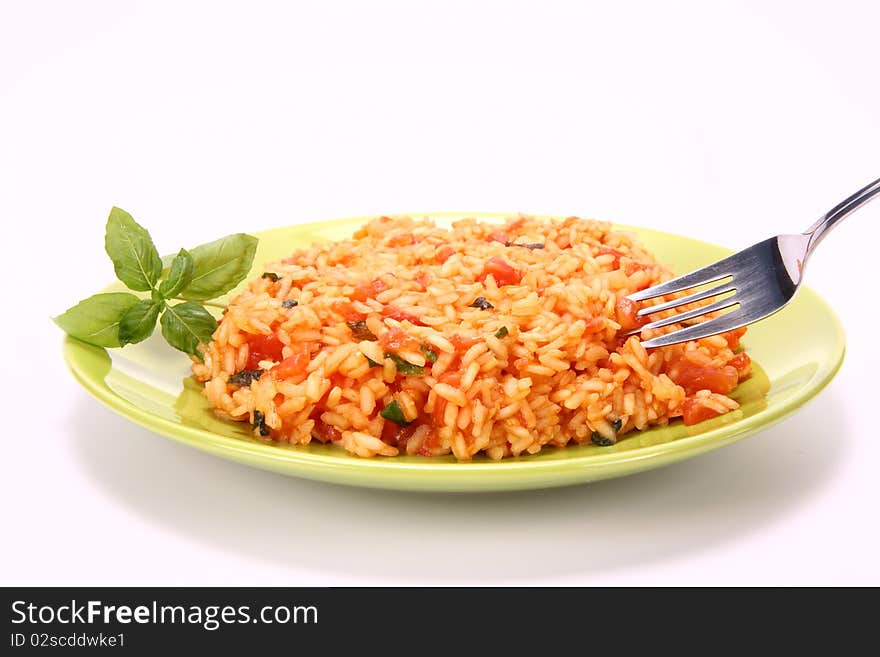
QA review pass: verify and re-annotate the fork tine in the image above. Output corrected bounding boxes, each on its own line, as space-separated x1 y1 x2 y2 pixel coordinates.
639 309 748 349
637 296 739 332
626 256 735 303
635 281 736 318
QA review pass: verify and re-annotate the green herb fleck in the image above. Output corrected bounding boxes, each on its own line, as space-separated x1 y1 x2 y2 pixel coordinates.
494 326 509 339
365 355 382 368
420 344 438 362
261 272 280 282
385 353 424 375
252 410 270 436
469 296 494 310
509 242 545 249
228 369 264 386
282 299 298 309
611 418 623 433
379 400 412 427
591 431 615 447
347 320 377 341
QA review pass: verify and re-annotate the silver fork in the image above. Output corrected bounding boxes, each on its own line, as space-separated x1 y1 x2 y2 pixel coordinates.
627 176 880 348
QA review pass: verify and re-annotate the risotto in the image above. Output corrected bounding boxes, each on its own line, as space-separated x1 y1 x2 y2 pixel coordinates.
192 215 752 460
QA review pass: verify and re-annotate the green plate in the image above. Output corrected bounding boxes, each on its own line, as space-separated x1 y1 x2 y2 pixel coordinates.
61 213 845 492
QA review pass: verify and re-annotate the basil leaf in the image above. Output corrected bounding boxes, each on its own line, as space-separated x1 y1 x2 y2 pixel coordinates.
104 207 163 291
53 292 141 348
385 353 424 375
419 344 438 362
160 301 217 357
118 300 162 346
157 249 194 298
379 400 412 427
494 326 509 338
178 233 258 300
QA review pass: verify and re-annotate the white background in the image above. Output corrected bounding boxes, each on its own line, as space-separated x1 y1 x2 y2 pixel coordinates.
2 0 879 585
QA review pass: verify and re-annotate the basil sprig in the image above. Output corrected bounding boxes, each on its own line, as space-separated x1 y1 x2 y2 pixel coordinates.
54 207 258 358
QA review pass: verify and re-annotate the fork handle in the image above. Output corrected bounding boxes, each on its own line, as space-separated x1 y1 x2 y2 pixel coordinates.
804 176 880 252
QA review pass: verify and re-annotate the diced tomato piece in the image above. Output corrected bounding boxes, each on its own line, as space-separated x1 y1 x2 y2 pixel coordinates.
387 233 415 247
723 327 747 350
728 352 752 380
612 334 632 351
623 261 649 276
417 428 442 455
429 377 459 424
596 246 623 268
615 297 646 332
351 278 391 302
669 361 739 396
478 256 522 287
380 420 419 448
380 419 401 445
245 333 285 369
270 347 310 381
378 325 419 351
382 305 424 325
332 301 365 322
449 334 481 351
414 271 431 289
513 356 531 371
438 372 462 386
435 246 455 264
584 317 605 334
681 397 724 425
431 397 449 426
312 418 342 443
488 230 510 244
